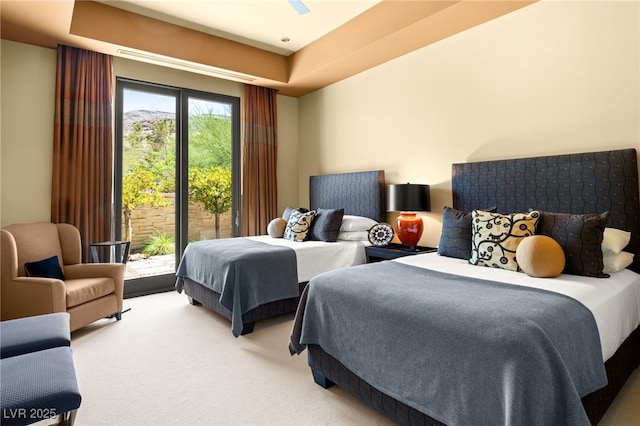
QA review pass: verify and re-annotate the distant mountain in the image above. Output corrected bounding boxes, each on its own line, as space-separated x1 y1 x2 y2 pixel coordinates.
123 110 174 134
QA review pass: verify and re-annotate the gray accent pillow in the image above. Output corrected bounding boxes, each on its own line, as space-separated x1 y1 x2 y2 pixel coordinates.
437 206 496 260
536 211 610 278
309 208 345 242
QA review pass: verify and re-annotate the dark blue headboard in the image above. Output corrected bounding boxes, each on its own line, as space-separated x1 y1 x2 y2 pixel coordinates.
452 148 640 273
309 170 386 222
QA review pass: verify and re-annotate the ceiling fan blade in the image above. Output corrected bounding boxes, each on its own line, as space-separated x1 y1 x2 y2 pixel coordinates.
288 0 310 15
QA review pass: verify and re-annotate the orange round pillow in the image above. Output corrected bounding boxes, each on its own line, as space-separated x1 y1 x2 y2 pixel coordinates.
516 235 565 278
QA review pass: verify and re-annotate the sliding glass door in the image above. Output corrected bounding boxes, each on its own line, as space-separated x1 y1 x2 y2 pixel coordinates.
115 79 240 297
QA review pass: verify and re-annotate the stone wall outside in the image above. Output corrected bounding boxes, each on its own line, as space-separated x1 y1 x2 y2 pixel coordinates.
125 193 233 252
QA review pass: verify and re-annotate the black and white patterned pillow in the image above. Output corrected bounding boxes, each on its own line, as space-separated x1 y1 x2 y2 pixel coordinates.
282 206 309 222
284 210 316 242
470 210 540 271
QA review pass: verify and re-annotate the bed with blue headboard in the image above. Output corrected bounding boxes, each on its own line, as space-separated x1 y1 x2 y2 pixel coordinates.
176 169 385 336
291 148 640 425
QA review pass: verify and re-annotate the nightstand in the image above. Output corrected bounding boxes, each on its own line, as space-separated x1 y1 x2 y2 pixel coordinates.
365 243 437 263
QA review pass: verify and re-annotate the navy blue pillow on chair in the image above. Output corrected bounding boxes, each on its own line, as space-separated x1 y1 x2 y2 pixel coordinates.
24 256 65 281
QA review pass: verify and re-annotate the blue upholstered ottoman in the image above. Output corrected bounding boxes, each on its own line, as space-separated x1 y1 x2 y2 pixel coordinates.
0 313 70 359
0 346 81 426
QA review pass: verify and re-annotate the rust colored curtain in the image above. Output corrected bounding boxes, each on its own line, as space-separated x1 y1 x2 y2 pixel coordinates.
51 45 114 262
241 85 278 236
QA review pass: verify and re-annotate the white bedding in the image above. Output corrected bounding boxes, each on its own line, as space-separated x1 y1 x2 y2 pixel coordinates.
395 253 640 362
247 236 369 283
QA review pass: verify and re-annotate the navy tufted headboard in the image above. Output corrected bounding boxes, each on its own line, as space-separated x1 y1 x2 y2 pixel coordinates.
309 170 386 223
452 149 640 273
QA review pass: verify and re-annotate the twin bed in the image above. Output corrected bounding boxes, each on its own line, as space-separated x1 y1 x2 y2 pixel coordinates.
175 170 385 336
290 148 640 425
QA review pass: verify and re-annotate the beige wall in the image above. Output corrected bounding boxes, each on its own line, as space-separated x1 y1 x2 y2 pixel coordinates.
0 40 299 227
1 40 56 225
298 0 640 248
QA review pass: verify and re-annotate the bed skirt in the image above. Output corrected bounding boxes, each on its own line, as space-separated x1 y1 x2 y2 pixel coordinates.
181 277 307 335
307 325 640 426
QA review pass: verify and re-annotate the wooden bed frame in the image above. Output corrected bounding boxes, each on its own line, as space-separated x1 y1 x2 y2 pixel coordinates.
307 148 640 425
181 169 386 335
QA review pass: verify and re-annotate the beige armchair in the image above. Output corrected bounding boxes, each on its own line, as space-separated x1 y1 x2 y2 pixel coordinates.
1 222 125 332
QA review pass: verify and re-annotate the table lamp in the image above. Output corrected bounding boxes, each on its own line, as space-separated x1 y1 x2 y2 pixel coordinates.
386 183 431 251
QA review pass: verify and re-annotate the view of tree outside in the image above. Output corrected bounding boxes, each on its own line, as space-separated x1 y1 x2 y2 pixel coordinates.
188 100 233 240
122 118 175 242
121 89 233 279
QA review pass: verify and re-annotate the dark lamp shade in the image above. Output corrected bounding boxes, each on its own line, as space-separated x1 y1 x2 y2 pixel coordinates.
386 184 431 212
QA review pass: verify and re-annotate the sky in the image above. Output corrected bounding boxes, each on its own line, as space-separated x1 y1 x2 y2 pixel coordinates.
123 89 231 116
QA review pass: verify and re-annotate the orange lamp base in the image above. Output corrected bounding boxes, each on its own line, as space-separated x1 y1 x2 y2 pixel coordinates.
395 212 423 251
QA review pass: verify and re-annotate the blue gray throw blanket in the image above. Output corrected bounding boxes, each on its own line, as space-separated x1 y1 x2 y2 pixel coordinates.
290 262 606 426
176 238 298 337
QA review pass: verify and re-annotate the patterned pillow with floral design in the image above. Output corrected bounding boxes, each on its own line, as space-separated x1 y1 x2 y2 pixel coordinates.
469 210 541 271
284 210 317 242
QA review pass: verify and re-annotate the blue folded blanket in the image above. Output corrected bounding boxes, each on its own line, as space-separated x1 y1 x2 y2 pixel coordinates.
291 261 606 426
176 238 298 337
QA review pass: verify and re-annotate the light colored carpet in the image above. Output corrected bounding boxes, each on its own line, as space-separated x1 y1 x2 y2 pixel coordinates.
69 291 640 426
71 291 392 425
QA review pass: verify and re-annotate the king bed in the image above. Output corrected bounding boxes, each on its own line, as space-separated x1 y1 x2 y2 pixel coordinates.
175 169 385 337
290 149 640 425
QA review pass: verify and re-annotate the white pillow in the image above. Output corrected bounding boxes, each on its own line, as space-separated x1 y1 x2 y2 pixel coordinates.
337 230 369 241
602 228 631 255
603 251 634 273
340 215 377 232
